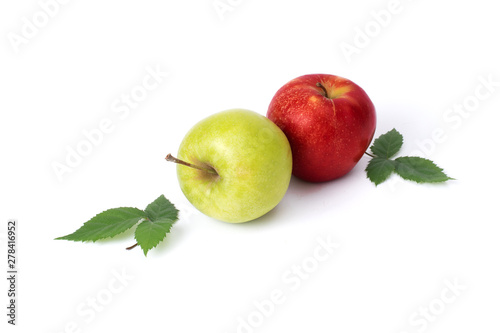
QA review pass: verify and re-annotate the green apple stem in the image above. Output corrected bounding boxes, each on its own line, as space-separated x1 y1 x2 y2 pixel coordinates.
165 153 218 175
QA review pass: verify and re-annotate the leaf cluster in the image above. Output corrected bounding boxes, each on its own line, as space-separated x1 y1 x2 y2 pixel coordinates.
56 195 178 256
365 129 453 185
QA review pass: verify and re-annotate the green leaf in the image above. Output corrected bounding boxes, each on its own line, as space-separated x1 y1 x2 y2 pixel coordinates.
370 128 404 159
394 156 453 183
365 157 396 185
56 195 180 256
134 218 177 256
365 128 453 186
56 207 146 242
135 195 178 256
144 195 179 222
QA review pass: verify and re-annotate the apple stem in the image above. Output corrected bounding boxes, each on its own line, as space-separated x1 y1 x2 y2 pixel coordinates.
165 153 218 175
316 82 329 98
364 152 376 158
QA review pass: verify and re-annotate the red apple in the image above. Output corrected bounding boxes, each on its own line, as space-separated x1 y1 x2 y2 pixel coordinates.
267 74 376 182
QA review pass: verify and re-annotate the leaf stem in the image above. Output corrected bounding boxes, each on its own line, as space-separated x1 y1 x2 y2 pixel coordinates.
126 243 138 250
364 151 377 158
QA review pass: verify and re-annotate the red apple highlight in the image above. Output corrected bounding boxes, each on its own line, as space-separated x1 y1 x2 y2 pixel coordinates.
267 74 376 182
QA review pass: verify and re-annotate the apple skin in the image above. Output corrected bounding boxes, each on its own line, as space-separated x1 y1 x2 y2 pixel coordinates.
176 109 292 223
267 74 376 182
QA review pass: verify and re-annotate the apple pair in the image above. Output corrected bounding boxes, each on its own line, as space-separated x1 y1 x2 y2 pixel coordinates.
167 74 376 223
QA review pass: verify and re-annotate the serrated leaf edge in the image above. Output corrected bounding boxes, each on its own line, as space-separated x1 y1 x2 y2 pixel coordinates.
55 207 146 242
394 156 454 183
370 128 404 159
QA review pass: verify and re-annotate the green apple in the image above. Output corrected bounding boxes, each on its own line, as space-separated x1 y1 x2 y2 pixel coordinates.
167 109 292 223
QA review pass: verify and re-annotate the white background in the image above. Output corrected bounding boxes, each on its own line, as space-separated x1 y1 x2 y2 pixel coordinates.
1 0 499 332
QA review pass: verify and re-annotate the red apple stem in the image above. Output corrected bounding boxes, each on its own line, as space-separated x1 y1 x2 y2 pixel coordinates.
316 82 329 98
165 153 218 175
